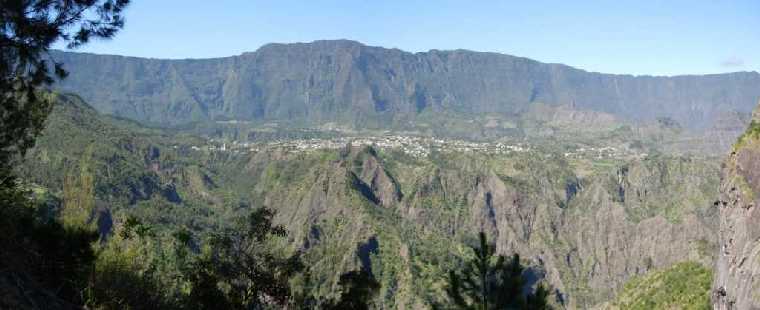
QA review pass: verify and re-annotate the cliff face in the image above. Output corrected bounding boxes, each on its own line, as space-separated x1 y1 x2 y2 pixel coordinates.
713 104 760 309
52 40 760 130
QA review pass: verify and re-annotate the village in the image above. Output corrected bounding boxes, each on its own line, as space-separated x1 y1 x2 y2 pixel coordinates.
185 134 643 160
195 135 528 158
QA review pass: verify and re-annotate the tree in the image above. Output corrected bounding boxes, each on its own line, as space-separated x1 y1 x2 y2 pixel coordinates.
86 216 179 310
439 232 552 310
186 207 304 309
527 285 551 310
322 266 381 310
1 0 130 170
0 1 130 306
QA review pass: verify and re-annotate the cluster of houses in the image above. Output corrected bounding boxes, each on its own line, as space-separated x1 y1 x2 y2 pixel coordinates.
182 135 650 161
187 135 533 158
562 146 645 159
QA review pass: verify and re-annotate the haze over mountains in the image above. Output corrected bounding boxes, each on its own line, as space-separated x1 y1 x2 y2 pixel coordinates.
52 39 760 132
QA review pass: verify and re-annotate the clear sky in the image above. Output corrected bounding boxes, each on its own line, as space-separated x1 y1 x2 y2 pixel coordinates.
56 0 760 76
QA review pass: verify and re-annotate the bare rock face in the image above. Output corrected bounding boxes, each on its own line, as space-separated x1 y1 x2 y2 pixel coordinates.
467 172 525 247
358 154 402 207
713 107 760 309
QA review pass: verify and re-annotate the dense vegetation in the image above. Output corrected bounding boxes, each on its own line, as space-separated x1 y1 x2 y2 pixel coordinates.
84 206 383 309
8 94 722 308
438 232 551 310
4 94 555 309
611 262 712 309
0 1 130 308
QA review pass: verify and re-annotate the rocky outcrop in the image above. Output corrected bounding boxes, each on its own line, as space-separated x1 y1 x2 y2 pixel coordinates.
713 105 760 310
344 147 402 207
357 154 402 207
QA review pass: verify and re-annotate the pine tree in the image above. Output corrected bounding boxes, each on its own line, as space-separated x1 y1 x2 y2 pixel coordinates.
440 232 552 310
0 0 132 258
1 0 130 169
0 4 131 306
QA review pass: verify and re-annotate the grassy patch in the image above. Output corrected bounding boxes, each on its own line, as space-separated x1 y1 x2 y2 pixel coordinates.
611 262 712 310
734 120 760 151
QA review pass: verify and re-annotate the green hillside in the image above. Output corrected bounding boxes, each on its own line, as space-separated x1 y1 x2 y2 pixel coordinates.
15 94 723 308
610 262 712 310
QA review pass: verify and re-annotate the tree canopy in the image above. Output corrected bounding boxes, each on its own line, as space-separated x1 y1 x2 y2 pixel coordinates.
185 207 305 309
0 1 130 308
1 0 130 167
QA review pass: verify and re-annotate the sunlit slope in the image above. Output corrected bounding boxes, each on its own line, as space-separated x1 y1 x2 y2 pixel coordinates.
20 94 722 308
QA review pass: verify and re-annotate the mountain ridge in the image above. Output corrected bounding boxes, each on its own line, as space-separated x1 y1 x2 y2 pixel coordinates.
56 39 759 78
51 39 760 133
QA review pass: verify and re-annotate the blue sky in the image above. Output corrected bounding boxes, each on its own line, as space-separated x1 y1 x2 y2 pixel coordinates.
57 0 760 76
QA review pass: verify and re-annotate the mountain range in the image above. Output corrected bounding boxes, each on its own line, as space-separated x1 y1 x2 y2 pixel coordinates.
51 40 760 132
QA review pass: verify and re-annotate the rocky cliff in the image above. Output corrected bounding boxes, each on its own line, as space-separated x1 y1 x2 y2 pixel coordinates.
713 102 760 309
229 146 720 308
52 40 760 131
